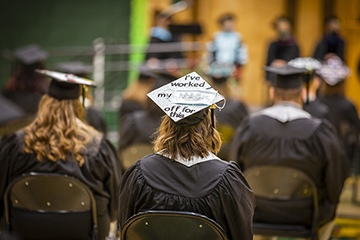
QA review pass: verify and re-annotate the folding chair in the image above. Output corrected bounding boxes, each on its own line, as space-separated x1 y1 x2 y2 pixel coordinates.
4 173 98 240
119 143 153 171
121 210 228 240
244 165 319 240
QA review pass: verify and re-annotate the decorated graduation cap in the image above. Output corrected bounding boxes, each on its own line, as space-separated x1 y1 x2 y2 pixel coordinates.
264 65 310 89
35 69 96 101
55 61 92 76
287 57 321 104
316 55 350 86
14 44 48 65
147 72 225 127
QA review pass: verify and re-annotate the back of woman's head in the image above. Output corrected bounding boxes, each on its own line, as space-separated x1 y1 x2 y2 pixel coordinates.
153 112 222 161
24 94 96 166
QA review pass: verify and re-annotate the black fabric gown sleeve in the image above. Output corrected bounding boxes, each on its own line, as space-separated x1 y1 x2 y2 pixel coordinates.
118 114 139 151
229 117 251 170
86 107 107 134
98 137 123 222
0 134 20 222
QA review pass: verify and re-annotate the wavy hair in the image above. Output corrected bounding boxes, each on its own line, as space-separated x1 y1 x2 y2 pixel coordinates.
153 112 222 161
23 94 98 166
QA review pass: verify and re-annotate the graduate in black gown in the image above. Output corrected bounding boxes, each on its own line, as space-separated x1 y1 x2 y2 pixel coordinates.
317 56 360 167
55 61 107 134
0 70 122 240
313 16 345 61
265 16 300 82
230 65 349 240
2 45 49 115
119 72 255 240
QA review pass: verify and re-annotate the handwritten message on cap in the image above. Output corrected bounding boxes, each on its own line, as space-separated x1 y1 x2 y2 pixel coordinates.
147 72 224 122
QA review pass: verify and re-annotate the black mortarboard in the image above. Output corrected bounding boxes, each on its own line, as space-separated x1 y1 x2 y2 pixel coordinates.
14 44 48 65
36 69 96 101
55 61 92 75
147 72 225 127
264 65 309 89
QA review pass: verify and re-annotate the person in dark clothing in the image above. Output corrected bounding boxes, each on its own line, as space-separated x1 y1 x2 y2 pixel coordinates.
55 61 107 134
287 57 333 120
313 16 345 61
119 72 255 240
230 65 349 240
0 70 122 240
2 44 49 115
265 16 300 83
317 56 360 167
209 75 248 160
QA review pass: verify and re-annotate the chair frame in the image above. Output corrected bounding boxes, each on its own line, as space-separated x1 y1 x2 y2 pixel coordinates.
244 165 319 240
121 210 229 240
4 172 98 240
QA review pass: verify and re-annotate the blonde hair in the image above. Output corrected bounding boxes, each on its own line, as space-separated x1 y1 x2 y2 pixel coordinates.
23 94 98 166
122 79 155 105
153 112 222 161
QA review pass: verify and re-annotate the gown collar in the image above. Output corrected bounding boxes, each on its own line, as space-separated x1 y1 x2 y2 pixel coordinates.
258 101 311 123
157 151 226 167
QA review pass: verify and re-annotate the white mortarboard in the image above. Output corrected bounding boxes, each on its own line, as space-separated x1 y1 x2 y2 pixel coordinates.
147 72 225 126
36 69 96 100
14 44 49 65
316 56 350 86
287 57 321 71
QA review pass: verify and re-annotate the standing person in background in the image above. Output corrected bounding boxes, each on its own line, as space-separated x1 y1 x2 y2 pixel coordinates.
0 70 122 240
317 56 360 167
313 16 345 61
55 61 107 134
2 44 49 115
206 14 249 82
265 16 300 83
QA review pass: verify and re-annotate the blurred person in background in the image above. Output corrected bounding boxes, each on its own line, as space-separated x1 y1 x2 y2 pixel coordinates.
265 16 300 83
317 56 360 168
206 13 249 82
0 70 121 240
206 64 248 161
231 65 349 240
313 16 345 61
2 44 49 115
55 61 107 134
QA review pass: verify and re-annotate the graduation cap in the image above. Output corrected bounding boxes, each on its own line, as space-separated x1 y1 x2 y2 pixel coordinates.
35 69 96 101
55 61 92 76
147 72 225 127
14 44 48 65
264 65 310 89
287 57 321 104
316 56 350 86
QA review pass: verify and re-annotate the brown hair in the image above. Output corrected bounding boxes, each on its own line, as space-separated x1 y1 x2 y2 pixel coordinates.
122 79 155 105
274 87 302 102
153 112 222 161
320 80 345 97
23 94 99 166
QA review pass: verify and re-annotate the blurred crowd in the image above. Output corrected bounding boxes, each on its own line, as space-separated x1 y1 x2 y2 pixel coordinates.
0 4 359 240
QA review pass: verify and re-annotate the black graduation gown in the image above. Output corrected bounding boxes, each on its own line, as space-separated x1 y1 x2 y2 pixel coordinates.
265 38 300 82
215 99 248 160
230 102 349 227
118 110 162 151
0 130 122 240
319 95 360 165
86 107 107 134
2 90 43 115
119 154 255 240
303 98 333 120
118 99 144 121
313 35 345 61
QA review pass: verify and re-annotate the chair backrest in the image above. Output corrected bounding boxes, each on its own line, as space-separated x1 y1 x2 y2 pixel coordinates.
121 210 229 240
4 173 97 240
244 166 318 206
120 143 153 170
